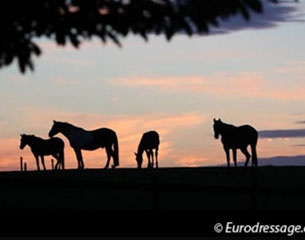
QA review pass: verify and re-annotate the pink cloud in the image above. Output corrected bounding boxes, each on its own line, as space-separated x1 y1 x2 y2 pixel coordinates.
275 61 305 74
111 73 305 101
110 74 264 96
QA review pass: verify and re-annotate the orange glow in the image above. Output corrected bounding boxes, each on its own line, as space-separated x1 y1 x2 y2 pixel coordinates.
177 155 208 167
111 74 305 101
0 111 207 171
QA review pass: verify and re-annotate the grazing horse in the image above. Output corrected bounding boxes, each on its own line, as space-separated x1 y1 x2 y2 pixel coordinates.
135 131 160 169
213 118 258 167
19 134 65 170
48 120 119 169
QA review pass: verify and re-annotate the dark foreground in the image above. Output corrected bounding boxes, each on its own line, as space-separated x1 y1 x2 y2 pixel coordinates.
0 166 305 237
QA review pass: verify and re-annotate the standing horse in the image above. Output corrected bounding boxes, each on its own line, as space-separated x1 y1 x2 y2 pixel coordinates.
19 134 65 170
48 120 119 169
134 131 160 169
213 118 258 167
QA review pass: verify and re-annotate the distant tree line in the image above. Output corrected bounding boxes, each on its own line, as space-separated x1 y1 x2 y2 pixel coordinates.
0 0 286 73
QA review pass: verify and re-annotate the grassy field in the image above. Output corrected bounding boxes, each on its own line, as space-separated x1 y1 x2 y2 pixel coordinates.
0 166 305 211
0 166 304 237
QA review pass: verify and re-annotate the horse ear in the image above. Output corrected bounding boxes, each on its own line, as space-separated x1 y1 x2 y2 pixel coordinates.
213 118 216 123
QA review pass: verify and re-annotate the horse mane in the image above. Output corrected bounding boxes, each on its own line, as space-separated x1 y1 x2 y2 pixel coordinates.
220 121 236 128
58 121 85 131
222 121 252 129
21 134 45 144
25 134 42 140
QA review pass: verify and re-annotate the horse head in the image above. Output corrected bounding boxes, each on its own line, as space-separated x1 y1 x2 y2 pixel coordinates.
213 118 222 139
19 134 30 149
49 120 61 138
134 152 143 168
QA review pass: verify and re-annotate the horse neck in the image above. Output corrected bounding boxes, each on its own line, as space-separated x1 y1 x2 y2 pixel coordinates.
60 123 83 137
26 136 42 146
219 122 236 135
137 142 145 155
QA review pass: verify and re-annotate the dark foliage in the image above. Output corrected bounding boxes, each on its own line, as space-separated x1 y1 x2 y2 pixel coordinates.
0 0 281 73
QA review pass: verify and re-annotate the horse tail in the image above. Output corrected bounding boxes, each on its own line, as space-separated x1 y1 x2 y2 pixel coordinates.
112 133 119 167
60 139 65 170
61 148 65 170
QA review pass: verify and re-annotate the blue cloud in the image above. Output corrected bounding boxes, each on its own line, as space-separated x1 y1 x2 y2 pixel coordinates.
209 1 301 34
259 129 305 138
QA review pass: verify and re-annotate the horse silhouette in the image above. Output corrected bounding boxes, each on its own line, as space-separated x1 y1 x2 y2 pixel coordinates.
48 120 119 169
135 131 160 169
19 134 65 170
213 118 258 167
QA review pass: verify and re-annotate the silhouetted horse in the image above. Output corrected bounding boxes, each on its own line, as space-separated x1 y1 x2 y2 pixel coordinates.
213 118 258 167
135 131 160 168
19 134 65 170
48 120 119 169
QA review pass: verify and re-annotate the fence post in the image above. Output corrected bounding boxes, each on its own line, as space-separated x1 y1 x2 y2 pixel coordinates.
20 157 23 172
51 159 54 170
24 162 27 172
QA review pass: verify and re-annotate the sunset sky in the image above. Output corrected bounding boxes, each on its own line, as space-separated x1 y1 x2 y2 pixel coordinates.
1 1 305 171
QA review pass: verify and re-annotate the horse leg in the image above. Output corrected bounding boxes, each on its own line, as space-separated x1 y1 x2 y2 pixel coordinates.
241 147 251 167
52 154 58 170
232 148 237 167
34 154 40 171
58 154 64 170
74 148 84 169
224 147 230 167
58 153 63 170
155 148 159 168
104 146 112 169
60 150 65 170
52 154 61 170
110 145 118 169
41 155 46 170
54 159 59 170
151 150 155 168
250 144 258 167
146 150 152 168
149 150 153 168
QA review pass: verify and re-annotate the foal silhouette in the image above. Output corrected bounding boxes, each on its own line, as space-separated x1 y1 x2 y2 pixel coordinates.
19 134 65 170
213 118 258 167
135 131 160 169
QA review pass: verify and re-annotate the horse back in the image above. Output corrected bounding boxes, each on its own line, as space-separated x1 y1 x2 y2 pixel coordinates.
240 125 258 138
90 128 117 147
49 137 65 148
140 131 160 149
222 124 257 147
45 137 65 152
31 137 64 155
